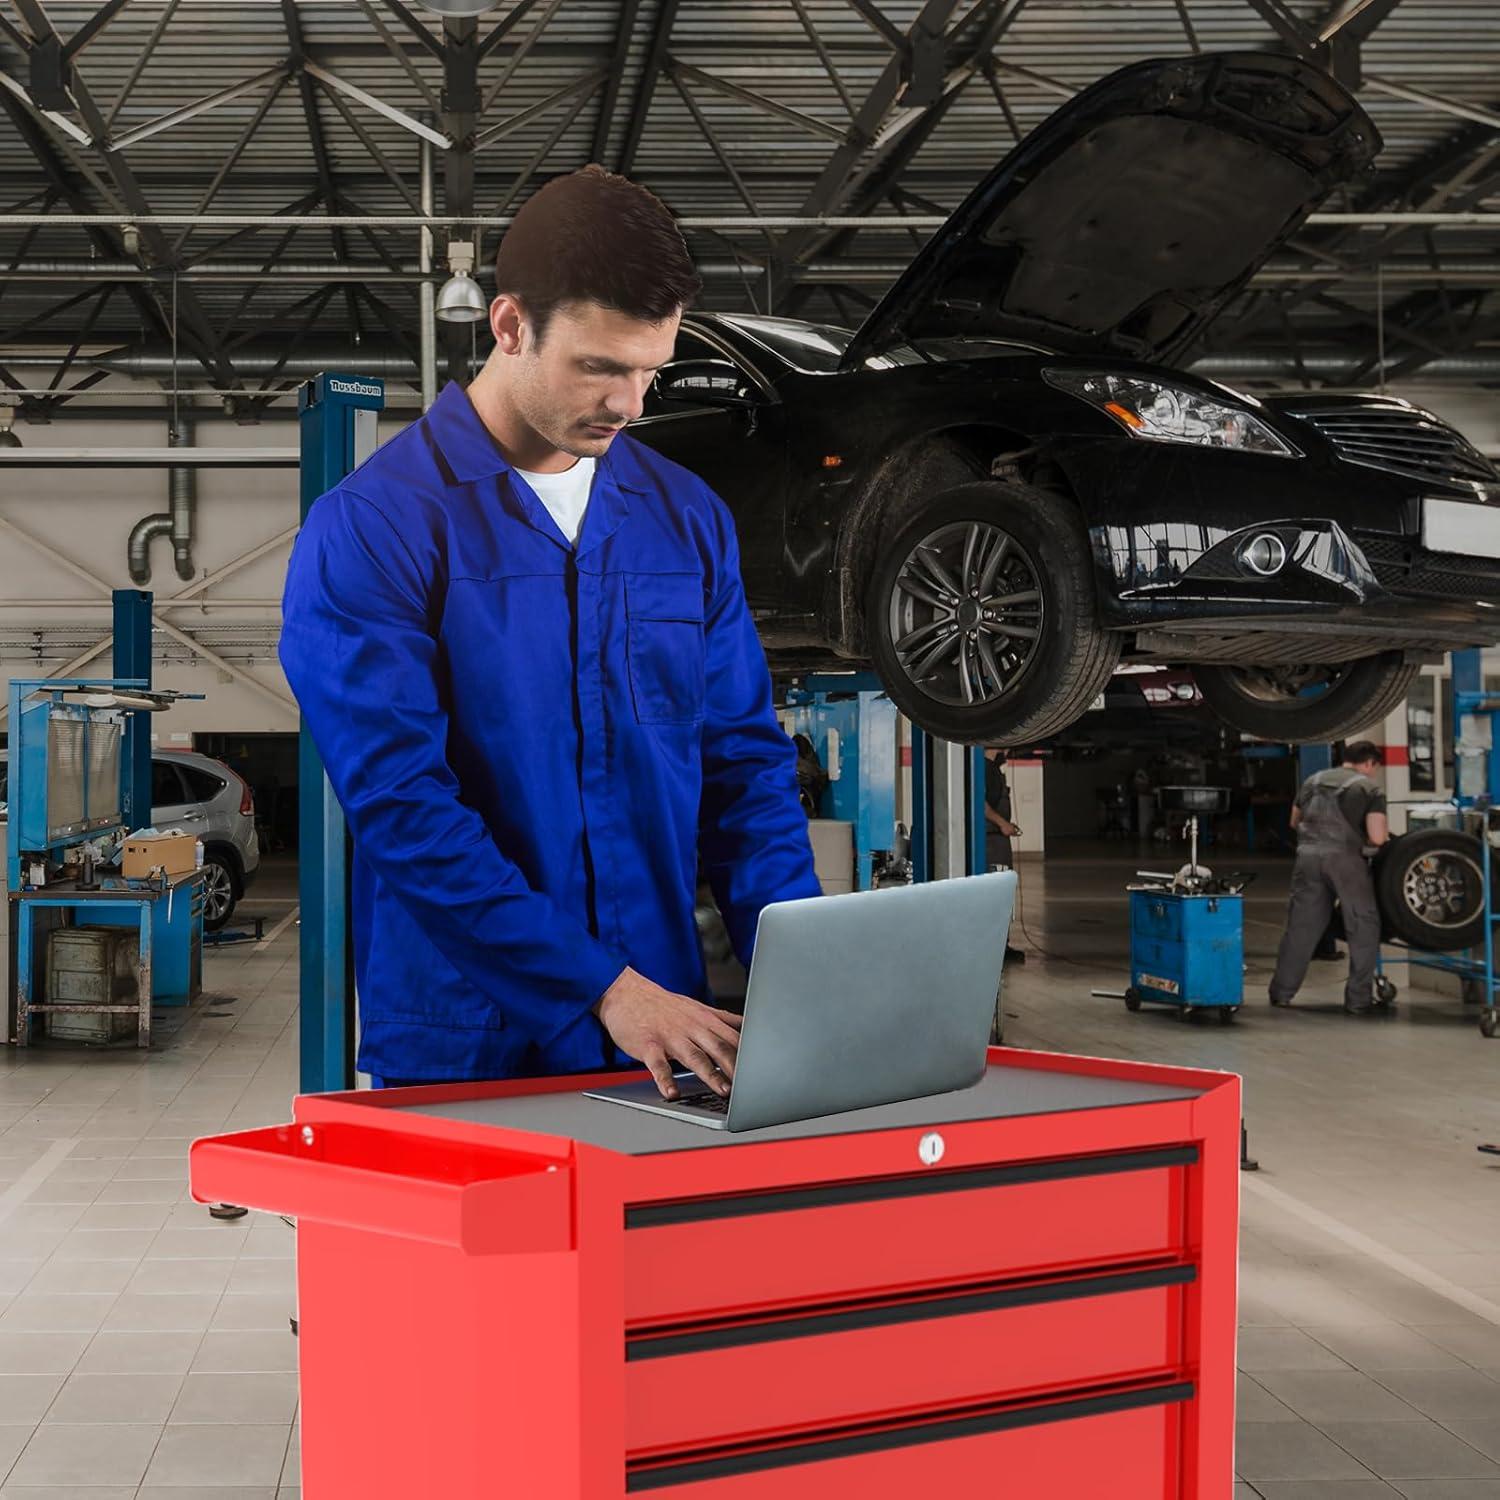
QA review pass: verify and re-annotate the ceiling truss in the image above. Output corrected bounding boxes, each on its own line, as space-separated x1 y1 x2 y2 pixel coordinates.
0 0 1497 417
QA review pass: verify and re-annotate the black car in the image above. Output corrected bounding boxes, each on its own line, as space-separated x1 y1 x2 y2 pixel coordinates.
631 52 1500 746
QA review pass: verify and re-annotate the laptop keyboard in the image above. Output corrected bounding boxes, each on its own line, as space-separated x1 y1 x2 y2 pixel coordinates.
675 1089 731 1114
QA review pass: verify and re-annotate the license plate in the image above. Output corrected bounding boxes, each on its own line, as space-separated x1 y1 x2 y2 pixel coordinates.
1423 497 1500 559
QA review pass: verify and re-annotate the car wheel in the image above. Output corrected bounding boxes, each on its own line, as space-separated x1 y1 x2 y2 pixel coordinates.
1193 652 1419 744
1375 829 1492 952
866 481 1120 746
200 852 238 932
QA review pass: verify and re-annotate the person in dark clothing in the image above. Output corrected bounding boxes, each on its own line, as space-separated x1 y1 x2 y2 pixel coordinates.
1269 742 1390 1014
983 748 1025 964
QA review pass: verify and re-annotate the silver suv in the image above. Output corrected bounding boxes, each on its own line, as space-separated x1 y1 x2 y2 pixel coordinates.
150 752 260 930
0 748 259 931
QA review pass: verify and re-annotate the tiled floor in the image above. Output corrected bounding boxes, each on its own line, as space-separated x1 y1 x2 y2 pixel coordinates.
0 847 1496 1496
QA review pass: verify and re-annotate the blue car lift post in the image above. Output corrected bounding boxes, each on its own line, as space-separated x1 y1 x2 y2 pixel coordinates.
298 373 384 1093
1375 650 1500 1039
782 673 899 890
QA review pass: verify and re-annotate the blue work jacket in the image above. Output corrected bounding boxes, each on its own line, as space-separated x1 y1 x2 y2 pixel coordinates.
279 381 821 1083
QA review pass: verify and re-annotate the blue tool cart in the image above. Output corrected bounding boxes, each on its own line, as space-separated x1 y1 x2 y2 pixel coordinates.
1123 786 1247 1023
1127 887 1245 1022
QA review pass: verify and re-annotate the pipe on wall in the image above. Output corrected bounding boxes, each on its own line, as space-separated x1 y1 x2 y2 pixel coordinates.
127 416 196 584
419 137 437 413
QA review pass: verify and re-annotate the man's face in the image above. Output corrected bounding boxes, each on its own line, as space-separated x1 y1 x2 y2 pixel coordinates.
495 296 680 460
1355 759 1382 779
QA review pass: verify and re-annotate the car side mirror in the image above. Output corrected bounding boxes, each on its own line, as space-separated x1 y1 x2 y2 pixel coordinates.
655 359 758 409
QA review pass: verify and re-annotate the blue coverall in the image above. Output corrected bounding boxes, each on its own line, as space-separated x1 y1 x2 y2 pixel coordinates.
279 380 821 1083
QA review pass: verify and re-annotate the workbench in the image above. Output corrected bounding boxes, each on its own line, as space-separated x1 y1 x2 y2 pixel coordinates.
190 1046 1240 1499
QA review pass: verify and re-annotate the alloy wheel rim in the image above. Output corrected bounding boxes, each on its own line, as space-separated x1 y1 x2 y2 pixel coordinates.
888 521 1044 708
202 862 234 923
1401 850 1483 928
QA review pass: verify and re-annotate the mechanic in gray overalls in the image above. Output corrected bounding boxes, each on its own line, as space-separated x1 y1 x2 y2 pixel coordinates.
1269 741 1389 1014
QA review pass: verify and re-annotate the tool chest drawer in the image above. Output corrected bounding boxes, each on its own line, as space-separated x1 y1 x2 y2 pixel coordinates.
625 1380 1190 1497
625 1261 1193 1455
623 1144 1194 1326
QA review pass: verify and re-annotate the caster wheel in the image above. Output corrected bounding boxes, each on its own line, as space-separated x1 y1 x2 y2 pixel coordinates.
1374 977 1398 1006
1177 1005 1192 1022
1482 1009 1499 1039
1216 1006 1238 1025
209 1203 249 1221
1124 989 1142 1013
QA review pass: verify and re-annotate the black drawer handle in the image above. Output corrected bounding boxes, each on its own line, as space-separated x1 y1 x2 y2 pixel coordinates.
626 1378 1196 1490
626 1143 1198 1229
626 1261 1196 1362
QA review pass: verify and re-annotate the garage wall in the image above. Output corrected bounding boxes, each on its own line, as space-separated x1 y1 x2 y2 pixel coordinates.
1 400 407 737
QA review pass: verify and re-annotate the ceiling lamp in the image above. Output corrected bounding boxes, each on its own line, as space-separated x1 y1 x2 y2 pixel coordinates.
435 240 488 324
417 0 495 12
0 406 20 449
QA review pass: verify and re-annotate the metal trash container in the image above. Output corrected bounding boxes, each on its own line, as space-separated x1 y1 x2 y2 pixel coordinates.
44 927 140 1042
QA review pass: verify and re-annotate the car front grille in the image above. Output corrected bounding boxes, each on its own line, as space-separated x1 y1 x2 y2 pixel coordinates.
1291 402 1499 489
1358 536 1500 600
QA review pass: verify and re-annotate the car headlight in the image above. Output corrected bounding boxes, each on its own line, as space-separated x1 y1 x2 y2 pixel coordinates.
1043 370 1298 458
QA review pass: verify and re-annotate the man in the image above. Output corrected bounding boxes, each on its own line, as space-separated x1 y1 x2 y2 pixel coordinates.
279 165 821 1100
982 747 1025 964
1269 741 1389 1014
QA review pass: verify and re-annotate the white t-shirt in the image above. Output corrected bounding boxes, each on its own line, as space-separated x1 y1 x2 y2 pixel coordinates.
514 456 596 547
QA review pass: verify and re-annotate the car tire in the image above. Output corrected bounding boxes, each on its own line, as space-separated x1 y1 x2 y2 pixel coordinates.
1374 828 1493 952
1193 652 1420 744
200 850 239 933
866 480 1120 746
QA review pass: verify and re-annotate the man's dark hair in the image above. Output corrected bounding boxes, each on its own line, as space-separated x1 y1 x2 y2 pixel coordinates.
1343 740 1383 767
494 164 703 346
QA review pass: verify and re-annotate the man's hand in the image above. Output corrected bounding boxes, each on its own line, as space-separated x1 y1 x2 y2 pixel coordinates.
594 968 743 1100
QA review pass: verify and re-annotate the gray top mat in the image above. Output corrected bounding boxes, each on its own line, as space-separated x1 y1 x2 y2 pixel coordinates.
388 1064 1207 1156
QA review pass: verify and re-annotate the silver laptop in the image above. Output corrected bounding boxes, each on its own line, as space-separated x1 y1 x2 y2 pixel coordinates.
583 871 1017 1132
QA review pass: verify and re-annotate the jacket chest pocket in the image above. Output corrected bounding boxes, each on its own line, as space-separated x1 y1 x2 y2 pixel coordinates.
625 571 707 726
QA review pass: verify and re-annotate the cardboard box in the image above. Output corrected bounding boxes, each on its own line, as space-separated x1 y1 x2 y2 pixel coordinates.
122 831 197 880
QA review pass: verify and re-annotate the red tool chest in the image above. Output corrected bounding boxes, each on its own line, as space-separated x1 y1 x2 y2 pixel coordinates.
189 1046 1239 1499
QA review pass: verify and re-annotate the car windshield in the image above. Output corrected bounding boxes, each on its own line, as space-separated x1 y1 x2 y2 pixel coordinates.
718 316 858 373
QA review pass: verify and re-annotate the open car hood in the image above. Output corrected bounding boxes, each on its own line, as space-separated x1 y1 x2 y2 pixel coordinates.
838 53 1380 370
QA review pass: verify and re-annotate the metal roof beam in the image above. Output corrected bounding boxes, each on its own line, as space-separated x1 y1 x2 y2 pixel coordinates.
1364 76 1500 134
589 0 644 162
664 59 847 143
0 52 229 386
60 0 130 61
478 0 543 62
318 81 424 213
170 71 291 255
373 0 444 61
110 64 290 152
790 0 856 118
616 0 682 175
102 0 179 130
479 0 563 115
1241 0 1321 54
844 0 906 52
1319 0 1406 44
476 66 609 149
355 0 441 113
302 59 449 147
